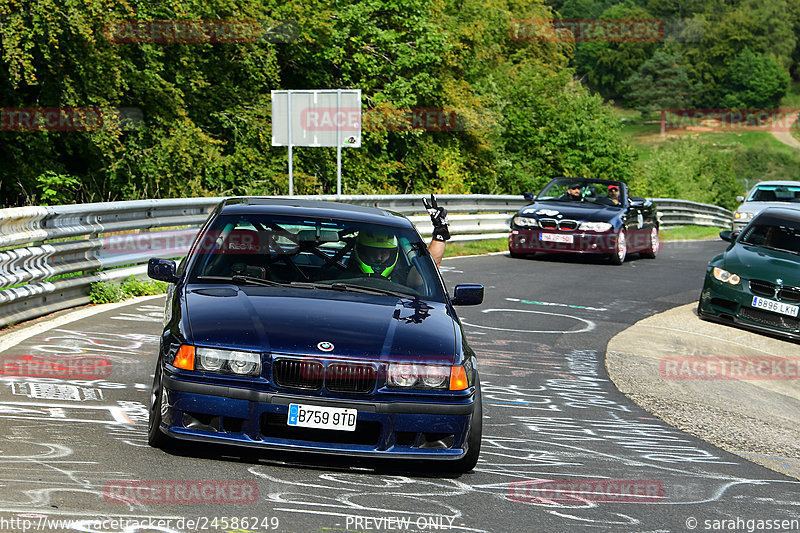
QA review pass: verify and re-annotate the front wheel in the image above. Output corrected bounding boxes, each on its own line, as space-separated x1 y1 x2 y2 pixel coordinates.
640 227 660 259
609 229 627 265
148 364 173 448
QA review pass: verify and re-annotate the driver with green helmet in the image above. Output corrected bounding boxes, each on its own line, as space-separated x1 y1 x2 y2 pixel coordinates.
351 194 451 280
353 230 400 278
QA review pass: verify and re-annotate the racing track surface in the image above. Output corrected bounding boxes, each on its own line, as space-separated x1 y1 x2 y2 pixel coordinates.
1 240 799 533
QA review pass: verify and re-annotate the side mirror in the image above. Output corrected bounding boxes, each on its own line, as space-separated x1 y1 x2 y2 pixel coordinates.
719 230 738 242
523 192 535 201
148 258 180 284
736 195 745 203
451 284 484 306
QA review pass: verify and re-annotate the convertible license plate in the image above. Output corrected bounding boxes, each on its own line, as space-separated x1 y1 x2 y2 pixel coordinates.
287 404 357 431
540 233 573 244
751 296 800 317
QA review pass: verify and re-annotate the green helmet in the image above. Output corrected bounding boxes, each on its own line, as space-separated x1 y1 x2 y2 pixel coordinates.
355 230 398 277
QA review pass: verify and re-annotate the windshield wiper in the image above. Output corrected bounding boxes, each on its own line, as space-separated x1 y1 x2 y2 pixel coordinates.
328 282 416 299
196 275 288 287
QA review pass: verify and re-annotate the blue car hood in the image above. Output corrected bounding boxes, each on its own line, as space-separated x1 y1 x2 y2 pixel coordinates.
520 201 622 221
183 286 457 365
724 244 800 286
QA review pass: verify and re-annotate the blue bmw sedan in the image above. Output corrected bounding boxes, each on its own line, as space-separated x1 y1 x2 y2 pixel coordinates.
146 197 484 471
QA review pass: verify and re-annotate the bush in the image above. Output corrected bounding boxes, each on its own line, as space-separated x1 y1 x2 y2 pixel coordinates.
89 282 125 304
90 276 167 304
120 275 167 297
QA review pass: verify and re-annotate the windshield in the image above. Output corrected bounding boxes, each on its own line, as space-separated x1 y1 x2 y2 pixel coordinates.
738 215 800 255
747 185 800 203
184 214 446 302
536 178 625 206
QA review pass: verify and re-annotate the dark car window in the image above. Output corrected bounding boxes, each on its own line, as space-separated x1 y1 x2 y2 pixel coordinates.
747 186 800 202
739 216 800 254
185 214 446 301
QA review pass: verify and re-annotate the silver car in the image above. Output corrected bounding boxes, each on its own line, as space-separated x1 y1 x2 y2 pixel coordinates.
732 180 800 232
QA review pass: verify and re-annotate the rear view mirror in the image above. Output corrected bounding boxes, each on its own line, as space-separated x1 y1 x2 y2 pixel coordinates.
736 195 745 203
451 284 484 306
719 230 738 242
297 229 340 243
523 192 535 201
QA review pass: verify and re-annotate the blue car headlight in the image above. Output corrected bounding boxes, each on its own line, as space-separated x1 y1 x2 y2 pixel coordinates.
712 267 741 285
386 363 466 390
195 347 261 376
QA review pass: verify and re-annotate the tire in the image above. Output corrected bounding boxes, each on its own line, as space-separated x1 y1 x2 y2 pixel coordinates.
509 251 527 259
609 229 627 265
148 364 173 448
444 377 482 473
640 226 660 259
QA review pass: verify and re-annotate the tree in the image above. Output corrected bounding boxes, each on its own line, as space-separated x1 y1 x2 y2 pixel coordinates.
623 49 700 132
719 48 790 109
573 4 657 100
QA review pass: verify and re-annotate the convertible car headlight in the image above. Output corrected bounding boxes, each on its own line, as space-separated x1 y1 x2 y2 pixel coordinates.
386 363 468 390
513 216 538 227
712 267 741 285
578 222 613 232
733 211 753 220
193 347 262 376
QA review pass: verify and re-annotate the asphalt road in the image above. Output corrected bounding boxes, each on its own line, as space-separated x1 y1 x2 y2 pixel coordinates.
1 240 799 533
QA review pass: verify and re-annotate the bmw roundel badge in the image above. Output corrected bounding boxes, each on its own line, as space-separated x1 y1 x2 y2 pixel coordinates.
317 341 334 352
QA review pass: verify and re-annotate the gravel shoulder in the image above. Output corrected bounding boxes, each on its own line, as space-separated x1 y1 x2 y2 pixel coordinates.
606 303 800 480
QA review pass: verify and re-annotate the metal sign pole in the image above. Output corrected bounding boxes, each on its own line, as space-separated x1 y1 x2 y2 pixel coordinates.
336 90 342 196
288 94 293 196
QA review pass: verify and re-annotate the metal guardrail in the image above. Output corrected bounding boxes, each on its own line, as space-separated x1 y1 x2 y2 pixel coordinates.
0 195 731 328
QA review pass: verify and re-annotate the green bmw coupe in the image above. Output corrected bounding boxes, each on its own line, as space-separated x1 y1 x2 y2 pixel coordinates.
698 207 800 340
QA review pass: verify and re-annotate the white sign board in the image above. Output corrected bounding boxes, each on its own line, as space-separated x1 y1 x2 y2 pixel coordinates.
272 89 361 147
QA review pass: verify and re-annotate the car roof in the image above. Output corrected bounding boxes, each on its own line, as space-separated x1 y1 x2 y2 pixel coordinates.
749 181 800 189
215 197 414 228
754 206 800 222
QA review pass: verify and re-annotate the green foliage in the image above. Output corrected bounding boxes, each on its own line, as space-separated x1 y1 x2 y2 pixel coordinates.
573 4 656 100
623 50 700 115
496 68 636 193
627 138 740 210
0 0 638 206
719 48 790 109
120 275 167 297
36 171 82 205
89 281 125 304
90 275 167 303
